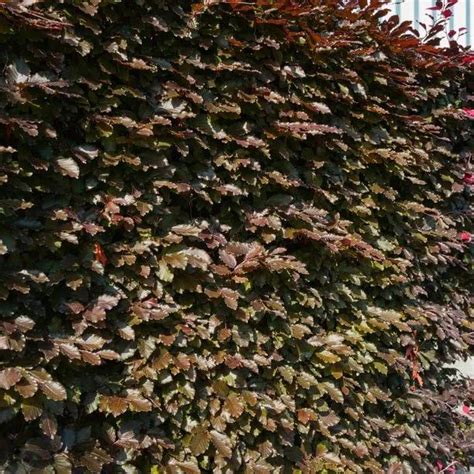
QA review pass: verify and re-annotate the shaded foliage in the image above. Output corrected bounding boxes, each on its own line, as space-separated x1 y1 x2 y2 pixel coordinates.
0 0 473 472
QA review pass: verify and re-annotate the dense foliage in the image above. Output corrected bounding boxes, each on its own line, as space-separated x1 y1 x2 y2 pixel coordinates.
0 0 473 472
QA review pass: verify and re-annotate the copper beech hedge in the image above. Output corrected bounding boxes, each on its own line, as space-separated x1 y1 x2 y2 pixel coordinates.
0 0 473 472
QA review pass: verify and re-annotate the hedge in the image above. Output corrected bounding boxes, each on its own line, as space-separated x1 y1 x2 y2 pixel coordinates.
0 0 472 472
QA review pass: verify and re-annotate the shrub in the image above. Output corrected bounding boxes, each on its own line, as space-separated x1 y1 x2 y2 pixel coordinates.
0 0 472 472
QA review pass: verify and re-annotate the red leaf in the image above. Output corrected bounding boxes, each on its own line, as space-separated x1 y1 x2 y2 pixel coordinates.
412 368 423 387
297 408 317 425
459 231 472 243
255 18 288 25
94 243 108 265
461 54 474 64
464 173 474 185
463 108 474 119
228 37 244 48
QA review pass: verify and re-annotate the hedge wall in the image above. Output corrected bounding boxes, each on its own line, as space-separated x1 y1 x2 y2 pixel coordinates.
0 0 473 472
